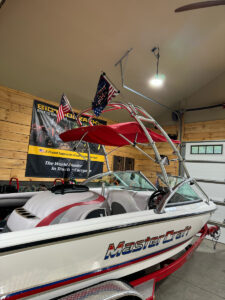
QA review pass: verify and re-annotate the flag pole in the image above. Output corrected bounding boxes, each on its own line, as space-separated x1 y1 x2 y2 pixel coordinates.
101 72 120 94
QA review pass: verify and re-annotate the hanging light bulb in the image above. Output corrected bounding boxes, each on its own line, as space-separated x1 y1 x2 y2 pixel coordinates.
149 47 165 88
149 74 165 87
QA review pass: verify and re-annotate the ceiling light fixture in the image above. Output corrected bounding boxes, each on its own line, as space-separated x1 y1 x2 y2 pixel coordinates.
149 47 165 88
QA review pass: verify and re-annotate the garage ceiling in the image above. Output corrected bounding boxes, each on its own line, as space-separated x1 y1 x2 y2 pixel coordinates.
0 0 224 123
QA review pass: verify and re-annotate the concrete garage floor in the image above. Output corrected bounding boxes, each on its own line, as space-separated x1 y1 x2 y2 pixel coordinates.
155 239 225 300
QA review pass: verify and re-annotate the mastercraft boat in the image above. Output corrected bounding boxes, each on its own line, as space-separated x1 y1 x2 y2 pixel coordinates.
0 102 216 300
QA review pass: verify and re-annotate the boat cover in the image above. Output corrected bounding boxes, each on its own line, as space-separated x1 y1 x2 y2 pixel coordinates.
60 122 180 146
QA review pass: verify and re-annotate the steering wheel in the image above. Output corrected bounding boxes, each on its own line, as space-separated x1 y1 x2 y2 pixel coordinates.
148 189 167 209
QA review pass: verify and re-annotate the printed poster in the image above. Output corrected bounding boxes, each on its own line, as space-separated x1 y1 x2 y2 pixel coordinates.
25 100 106 179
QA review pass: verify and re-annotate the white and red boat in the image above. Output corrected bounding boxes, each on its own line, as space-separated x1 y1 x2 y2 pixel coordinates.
0 102 217 300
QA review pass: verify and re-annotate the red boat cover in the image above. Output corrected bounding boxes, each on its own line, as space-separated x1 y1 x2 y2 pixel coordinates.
60 122 180 146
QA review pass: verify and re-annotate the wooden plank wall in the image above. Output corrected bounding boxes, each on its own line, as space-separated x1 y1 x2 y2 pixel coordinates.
183 120 225 141
0 86 60 181
0 85 155 182
0 85 224 185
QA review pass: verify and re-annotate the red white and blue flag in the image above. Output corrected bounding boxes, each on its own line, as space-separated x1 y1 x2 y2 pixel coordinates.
92 74 119 117
57 94 73 123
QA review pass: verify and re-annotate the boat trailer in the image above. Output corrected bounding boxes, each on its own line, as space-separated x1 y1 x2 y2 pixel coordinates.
58 224 219 300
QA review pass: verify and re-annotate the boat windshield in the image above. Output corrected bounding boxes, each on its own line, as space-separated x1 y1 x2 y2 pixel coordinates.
167 181 203 204
157 175 185 189
157 175 205 205
84 171 155 191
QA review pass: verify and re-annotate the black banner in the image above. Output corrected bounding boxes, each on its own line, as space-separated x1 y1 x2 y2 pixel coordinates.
25 100 106 179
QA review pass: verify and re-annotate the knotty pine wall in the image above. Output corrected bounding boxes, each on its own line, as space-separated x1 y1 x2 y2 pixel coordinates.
0 85 224 185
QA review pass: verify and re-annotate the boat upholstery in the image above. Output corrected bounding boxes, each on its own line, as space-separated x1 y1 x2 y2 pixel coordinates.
6 190 107 231
107 190 142 214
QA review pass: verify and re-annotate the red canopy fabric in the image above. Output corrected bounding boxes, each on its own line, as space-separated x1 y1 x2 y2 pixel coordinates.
60 122 180 146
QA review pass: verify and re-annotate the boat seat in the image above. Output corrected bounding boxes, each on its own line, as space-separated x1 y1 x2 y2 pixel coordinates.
79 208 107 220
107 190 141 215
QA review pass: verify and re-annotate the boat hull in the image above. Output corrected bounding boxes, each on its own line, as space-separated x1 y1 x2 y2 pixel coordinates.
0 203 214 299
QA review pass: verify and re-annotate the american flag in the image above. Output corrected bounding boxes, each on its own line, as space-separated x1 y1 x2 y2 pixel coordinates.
57 94 73 123
92 74 119 117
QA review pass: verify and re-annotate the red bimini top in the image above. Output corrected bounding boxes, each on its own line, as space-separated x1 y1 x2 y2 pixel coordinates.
59 122 180 147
